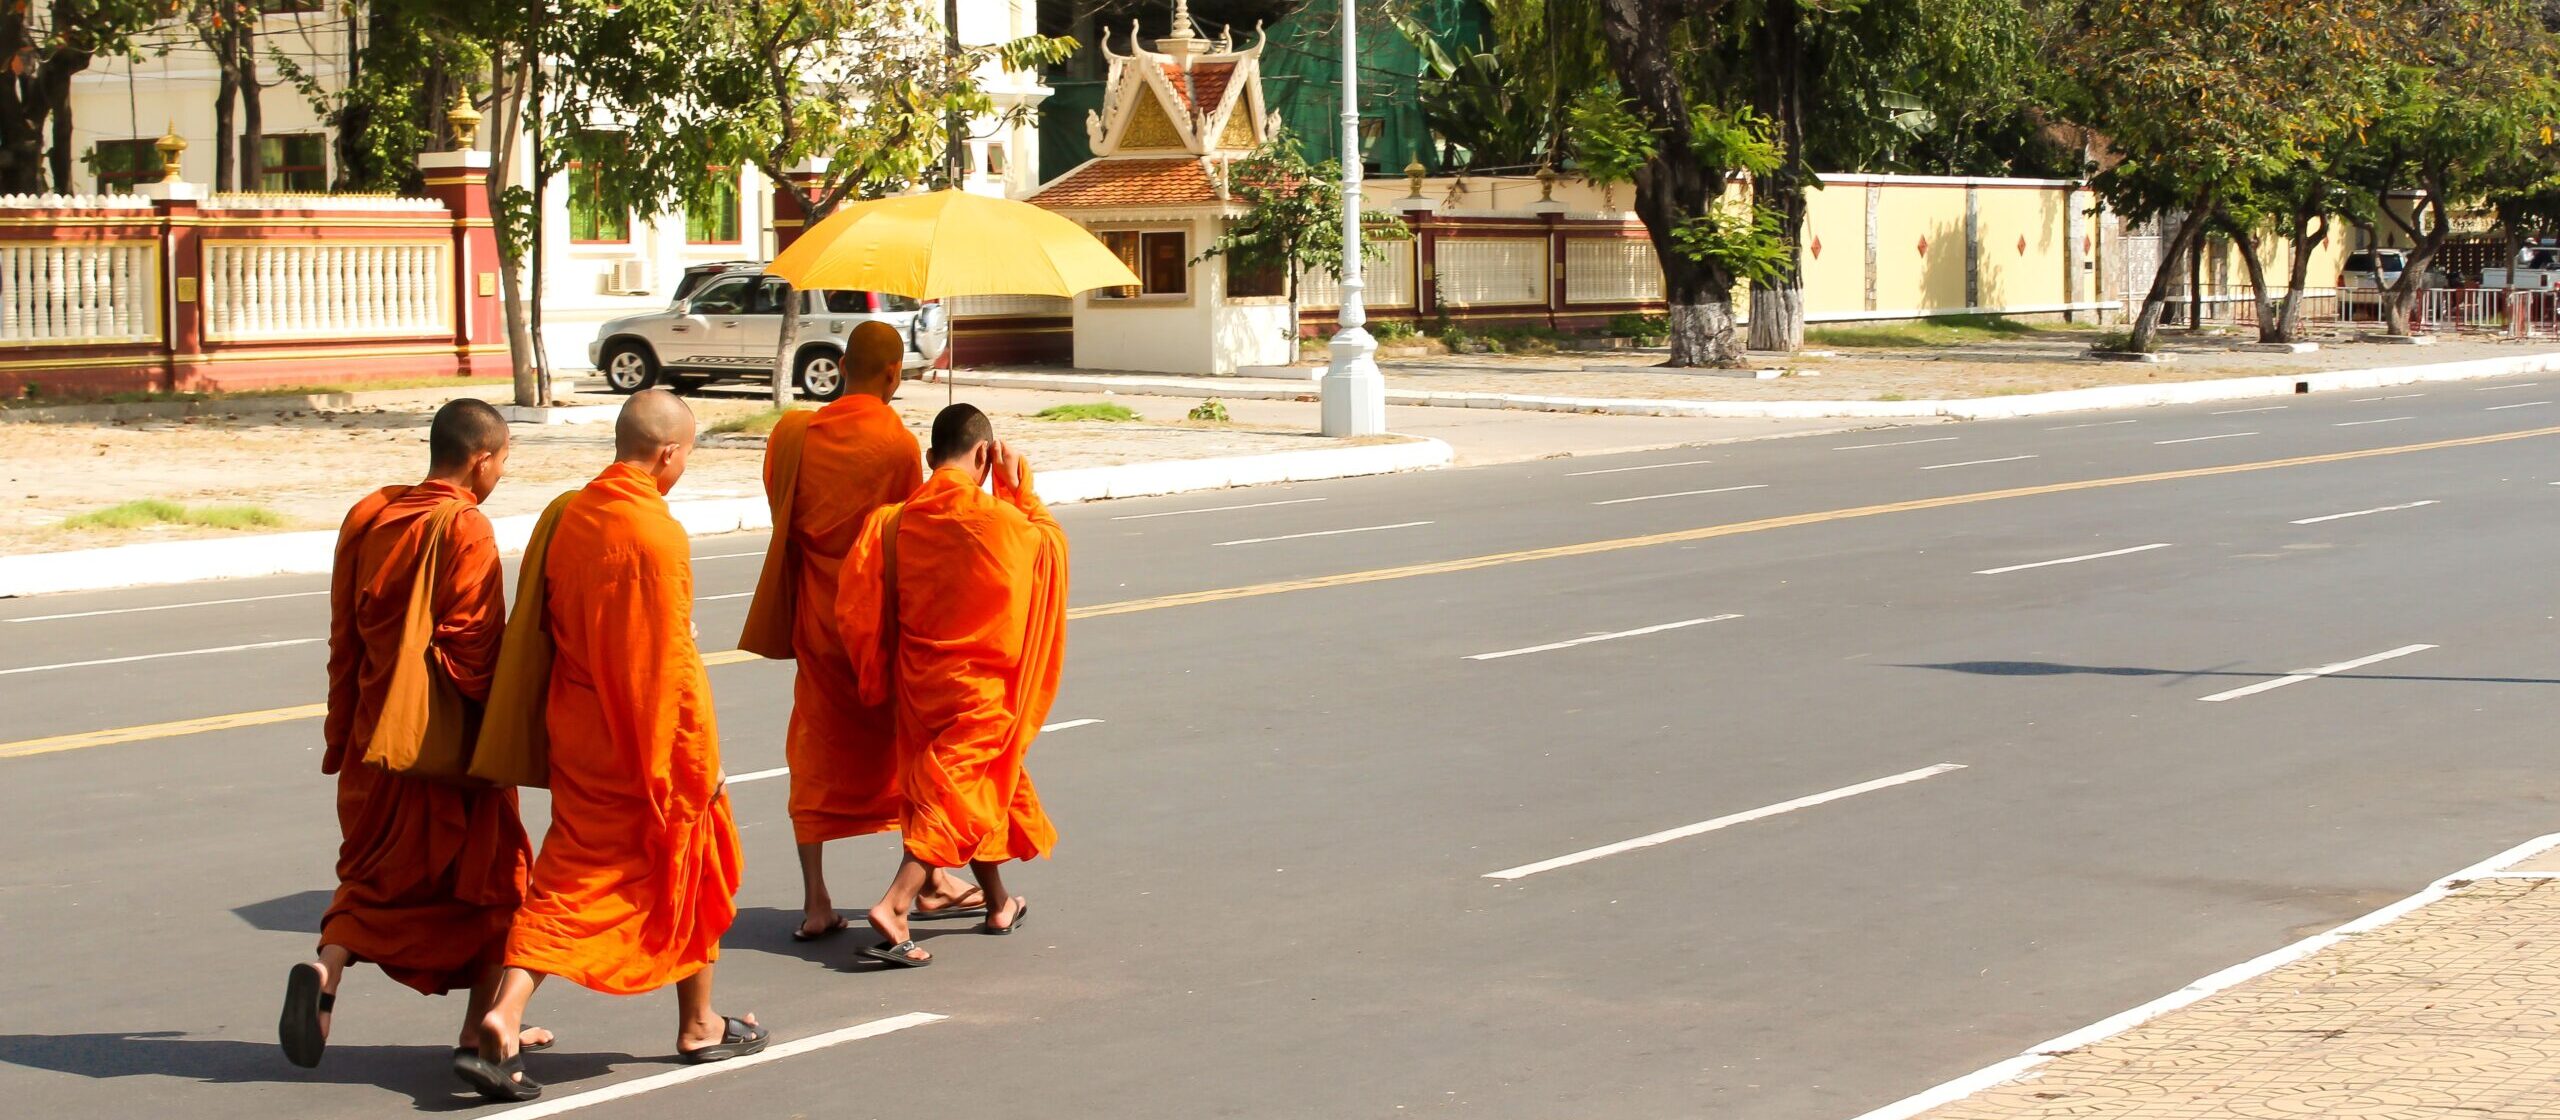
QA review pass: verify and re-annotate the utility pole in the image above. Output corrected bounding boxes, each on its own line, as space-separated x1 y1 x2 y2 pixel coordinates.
1320 0 1384 437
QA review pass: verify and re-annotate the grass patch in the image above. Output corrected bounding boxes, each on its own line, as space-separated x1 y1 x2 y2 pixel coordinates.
60 499 287 532
1806 314 2088 350
705 406 811 436
6 376 513 409
1034 402 1140 423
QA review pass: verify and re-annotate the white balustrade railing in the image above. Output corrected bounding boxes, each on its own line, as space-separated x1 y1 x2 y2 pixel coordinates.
199 193 444 212
1298 240 1417 310
0 193 153 210
0 240 162 346
1435 237 1549 307
203 241 452 341
1564 237 1665 304
946 293 1075 319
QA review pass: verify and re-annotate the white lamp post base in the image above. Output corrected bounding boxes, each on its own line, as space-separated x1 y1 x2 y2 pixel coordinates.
1321 326 1386 436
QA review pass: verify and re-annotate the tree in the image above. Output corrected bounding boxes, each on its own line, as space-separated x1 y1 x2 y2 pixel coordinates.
2041 0 2373 352
2 0 168 194
1398 0 1604 171
2341 0 2560 334
1195 129 1410 344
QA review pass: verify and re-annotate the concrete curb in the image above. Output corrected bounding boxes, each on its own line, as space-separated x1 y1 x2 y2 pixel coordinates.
0 437 1453 598
0 382 519 425
951 347 2560 420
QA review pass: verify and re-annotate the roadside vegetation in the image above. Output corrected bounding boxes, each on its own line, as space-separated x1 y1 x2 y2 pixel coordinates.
1807 314 2093 349
59 500 287 533
704 406 812 436
1034 402 1140 422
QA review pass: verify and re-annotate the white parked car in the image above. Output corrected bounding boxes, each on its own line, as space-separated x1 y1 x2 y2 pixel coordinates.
2483 246 2560 289
2338 249 2446 291
588 267 944 402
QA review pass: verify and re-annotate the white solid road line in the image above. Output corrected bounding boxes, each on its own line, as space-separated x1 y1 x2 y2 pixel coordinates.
696 592 754 602
1111 497 1327 520
693 551 768 560
1212 520 1433 547
2154 432 2257 445
1591 484 1769 506
2475 382 2543 391
0 637 323 677
2291 499 2439 525
1467 615 1741 661
1483 763 1967 880
2197 643 2437 703
2485 400 2552 411
1973 543 2172 575
2046 419 2139 430
490 1012 947 1119
1832 436 1958 450
1920 454 2037 471
2336 416 2414 427
2210 405 2287 415
728 719 1106 785
1566 458 1717 477
3 590 326 624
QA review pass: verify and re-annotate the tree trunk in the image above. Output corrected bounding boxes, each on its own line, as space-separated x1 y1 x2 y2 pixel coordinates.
772 287 800 408
212 20 238 192
2128 213 2209 353
2220 216 2280 344
1596 0 1745 367
2378 183 2449 337
486 52 540 407
1746 0 1808 354
238 15 264 191
2277 213 2328 343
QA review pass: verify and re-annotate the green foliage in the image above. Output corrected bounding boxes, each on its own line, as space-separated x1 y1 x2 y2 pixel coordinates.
1566 90 1655 188
2088 330 2140 353
1186 400 1231 422
1369 320 1419 343
1034 402 1139 423
1197 129 1411 296
61 500 286 532
1805 314 2050 348
705 406 812 436
1670 206 1794 284
1605 312 1668 341
1395 0 1604 170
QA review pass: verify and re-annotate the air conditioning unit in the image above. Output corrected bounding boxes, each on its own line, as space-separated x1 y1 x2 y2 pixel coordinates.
604 258 653 296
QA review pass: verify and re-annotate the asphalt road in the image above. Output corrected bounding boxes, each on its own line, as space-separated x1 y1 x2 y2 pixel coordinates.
7 376 2560 1118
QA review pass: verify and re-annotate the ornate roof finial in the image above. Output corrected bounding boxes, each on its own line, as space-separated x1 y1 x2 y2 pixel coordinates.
1217 24 1233 53
1170 0 1197 40
1160 0 1208 56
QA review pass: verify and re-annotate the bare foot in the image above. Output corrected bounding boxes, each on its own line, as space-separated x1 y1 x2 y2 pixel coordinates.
793 909 851 940
914 878 985 915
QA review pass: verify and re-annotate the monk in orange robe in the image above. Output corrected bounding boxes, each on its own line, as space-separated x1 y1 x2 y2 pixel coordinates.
839 404 1068 967
284 398 547 1070
462 390 762 1103
738 321 982 942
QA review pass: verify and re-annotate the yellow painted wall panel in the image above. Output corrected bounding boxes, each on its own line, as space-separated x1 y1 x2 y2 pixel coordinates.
1801 182 1868 315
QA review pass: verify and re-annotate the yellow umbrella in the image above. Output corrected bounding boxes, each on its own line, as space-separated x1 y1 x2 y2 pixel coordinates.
766 188 1139 298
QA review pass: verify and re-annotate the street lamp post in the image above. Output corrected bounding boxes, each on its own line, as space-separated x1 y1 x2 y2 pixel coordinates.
1320 0 1385 437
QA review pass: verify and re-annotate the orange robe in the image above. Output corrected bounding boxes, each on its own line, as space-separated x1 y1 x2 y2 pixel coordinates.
505 462 742 995
320 480 531 996
769 397 924 844
840 465 1067 868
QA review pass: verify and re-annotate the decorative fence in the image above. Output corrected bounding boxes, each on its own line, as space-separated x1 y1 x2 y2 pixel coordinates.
2179 282 2560 338
1294 215 1670 335
945 292 1075 366
0 164 502 397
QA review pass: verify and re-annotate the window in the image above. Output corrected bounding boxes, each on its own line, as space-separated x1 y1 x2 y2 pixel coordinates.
877 292 922 312
1093 229 1188 299
249 133 327 192
567 156 629 243
1226 253 1284 298
259 0 322 11
689 277 752 315
985 144 1007 177
91 139 163 194
749 277 792 315
686 168 740 244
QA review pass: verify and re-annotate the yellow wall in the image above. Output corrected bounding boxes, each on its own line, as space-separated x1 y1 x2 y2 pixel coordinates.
1800 182 1869 313
1973 186 2068 311
1868 184 1969 313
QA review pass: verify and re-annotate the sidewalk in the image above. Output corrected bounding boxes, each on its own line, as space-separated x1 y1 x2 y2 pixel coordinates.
1865 834 2560 1120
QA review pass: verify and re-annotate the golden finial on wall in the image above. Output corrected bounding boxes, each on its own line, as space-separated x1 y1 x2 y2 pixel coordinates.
155 122 186 182
447 96 483 150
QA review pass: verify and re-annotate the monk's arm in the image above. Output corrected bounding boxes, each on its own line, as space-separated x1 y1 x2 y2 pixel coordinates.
430 509 507 701
837 506 895 706
320 501 376 769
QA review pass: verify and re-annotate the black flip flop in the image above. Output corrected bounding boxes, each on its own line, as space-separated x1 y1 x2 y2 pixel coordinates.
791 915 854 942
451 1031 552 1063
679 1016 770 1064
279 962 333 1069
452 1049 543 1102
910 902 989 921
859 940 933 968
981 899 1029 936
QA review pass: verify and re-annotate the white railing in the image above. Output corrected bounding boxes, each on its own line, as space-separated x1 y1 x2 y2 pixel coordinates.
203 241 451 341
200 193 444 212
0 241 162 346
1435 237 1549 306
1564 237 1664 304
0 193 153 210
1297 240 1417 310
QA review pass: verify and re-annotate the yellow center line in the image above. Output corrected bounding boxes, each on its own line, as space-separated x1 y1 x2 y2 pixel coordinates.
8 422 2556 762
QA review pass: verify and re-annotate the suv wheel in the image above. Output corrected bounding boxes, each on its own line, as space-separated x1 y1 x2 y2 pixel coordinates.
797 349 847 402
601 342 659 393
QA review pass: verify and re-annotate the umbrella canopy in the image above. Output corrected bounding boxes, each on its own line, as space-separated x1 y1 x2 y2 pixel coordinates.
765 188 1140 299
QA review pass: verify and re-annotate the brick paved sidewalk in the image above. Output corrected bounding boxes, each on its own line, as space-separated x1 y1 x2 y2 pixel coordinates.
1871 838 2560 1119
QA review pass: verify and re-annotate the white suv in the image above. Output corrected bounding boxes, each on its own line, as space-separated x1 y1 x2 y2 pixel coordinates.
588 269 940 401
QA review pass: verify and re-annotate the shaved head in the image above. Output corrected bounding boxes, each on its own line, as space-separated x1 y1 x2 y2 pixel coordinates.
429 398 508 471
847 320 905 396
928 403 994 467
615 388 696 461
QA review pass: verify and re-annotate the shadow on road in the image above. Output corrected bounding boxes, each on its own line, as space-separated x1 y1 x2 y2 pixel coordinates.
1898 660 2560 687
232 889 333 934
0 1031 638 1111
729 905 975 972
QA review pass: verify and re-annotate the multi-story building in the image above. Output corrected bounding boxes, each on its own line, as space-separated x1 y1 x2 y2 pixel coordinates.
64 0 1050 366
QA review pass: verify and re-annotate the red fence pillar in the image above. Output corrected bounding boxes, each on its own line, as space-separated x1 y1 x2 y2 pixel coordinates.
419 150 507 378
